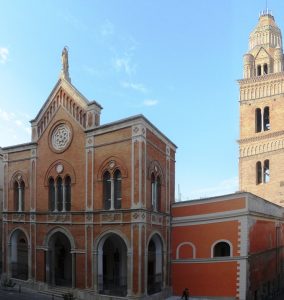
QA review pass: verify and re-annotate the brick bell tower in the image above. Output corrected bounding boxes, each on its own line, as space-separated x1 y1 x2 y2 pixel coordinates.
239 10 284 205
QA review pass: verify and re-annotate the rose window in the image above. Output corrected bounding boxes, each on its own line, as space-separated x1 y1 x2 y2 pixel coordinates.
51 124 72 151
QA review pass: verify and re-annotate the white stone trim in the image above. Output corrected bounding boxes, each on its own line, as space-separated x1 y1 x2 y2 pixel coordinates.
211 239 233 258
176 242 196 259
173 208 248 223
237 259 248 300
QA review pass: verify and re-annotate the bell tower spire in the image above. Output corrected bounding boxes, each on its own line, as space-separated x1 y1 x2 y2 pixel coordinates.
243 10 283 79
239 12 284 206
60 46 71 82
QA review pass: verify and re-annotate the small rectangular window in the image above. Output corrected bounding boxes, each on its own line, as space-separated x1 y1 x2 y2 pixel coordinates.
256 161 262 184
264 160 270 183
256 108 262 132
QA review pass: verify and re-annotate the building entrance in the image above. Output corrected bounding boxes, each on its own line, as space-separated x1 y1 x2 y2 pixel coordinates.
46 232 72 286
10 230 28 280
98 233 127 297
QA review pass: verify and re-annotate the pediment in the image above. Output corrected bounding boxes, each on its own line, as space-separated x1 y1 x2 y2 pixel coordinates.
30 77 102 141
255 47 271 60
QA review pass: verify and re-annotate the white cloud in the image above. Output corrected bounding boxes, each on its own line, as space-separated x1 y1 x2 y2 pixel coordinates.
143 99 159 106
121 81 148 93
180 177 239 201
0 108 13 121
0 47 9 64
114 57 136 76
0 107 30 146
101 19 114 37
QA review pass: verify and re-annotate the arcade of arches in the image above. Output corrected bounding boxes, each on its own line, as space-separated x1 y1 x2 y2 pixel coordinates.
7 230 166 298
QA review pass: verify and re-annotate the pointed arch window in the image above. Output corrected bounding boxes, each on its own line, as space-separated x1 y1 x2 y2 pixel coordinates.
151 173 161 211
103 169 123 210
65 176 71 211
49 177 55 211
14 179 25 212
48 176 72 212
114 170 122 209
103 171 111 210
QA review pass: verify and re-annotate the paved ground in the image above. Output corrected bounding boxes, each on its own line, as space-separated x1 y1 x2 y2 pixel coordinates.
0 287 60 300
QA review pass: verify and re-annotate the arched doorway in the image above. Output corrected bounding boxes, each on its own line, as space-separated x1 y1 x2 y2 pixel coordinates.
97 233 127 296
147 234 163 295
10 229 29 280
47 232 72 286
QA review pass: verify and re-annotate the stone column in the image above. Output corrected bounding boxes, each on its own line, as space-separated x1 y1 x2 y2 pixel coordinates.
110 178 114 210
45 250 50 284
72 253 76 288
93 250 98 292
28 245 32 280
127 250 133 296
7 242 11 277
62 184 66 212
18 185 22 212
54 185 58 212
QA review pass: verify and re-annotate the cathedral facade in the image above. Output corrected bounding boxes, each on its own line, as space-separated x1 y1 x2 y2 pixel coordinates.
0 48 176 299
2 9 284 300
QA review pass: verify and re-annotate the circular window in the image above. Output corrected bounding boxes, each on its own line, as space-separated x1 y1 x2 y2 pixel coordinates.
50 122 73 153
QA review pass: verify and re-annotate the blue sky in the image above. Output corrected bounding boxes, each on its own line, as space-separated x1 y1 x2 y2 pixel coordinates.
1 0 284 200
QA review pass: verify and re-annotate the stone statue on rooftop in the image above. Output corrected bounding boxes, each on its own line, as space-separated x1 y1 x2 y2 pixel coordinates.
60 46 71 82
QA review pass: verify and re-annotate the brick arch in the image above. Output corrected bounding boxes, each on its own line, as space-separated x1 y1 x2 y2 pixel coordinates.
94 228 131 251
43 226 76 249
176 242 196 259
9 227 30 245
10 171 29 189
147 231 165 250
97 156 128 180
44 160 76 187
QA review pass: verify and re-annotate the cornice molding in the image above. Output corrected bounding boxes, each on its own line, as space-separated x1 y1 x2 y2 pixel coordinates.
238 71 284 85
238 130 284 144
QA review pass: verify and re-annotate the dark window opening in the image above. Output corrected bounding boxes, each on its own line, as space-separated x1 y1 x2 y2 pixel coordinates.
57 177 63 211
156 176 161 211
151 173 156 210
103 172 111 210
257 65 262 76
264 160 270 183
213 242 231 257
65 176 71 211
256 161 262 184
255 108 262 132
263 63 268 74
263 106 270 131
20 181 25 211
49 178 55 211
114 170 122 209
14 181 19 211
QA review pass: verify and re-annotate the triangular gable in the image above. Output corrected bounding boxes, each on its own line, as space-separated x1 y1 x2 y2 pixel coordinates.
255 47 271 60
30 77 102 141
